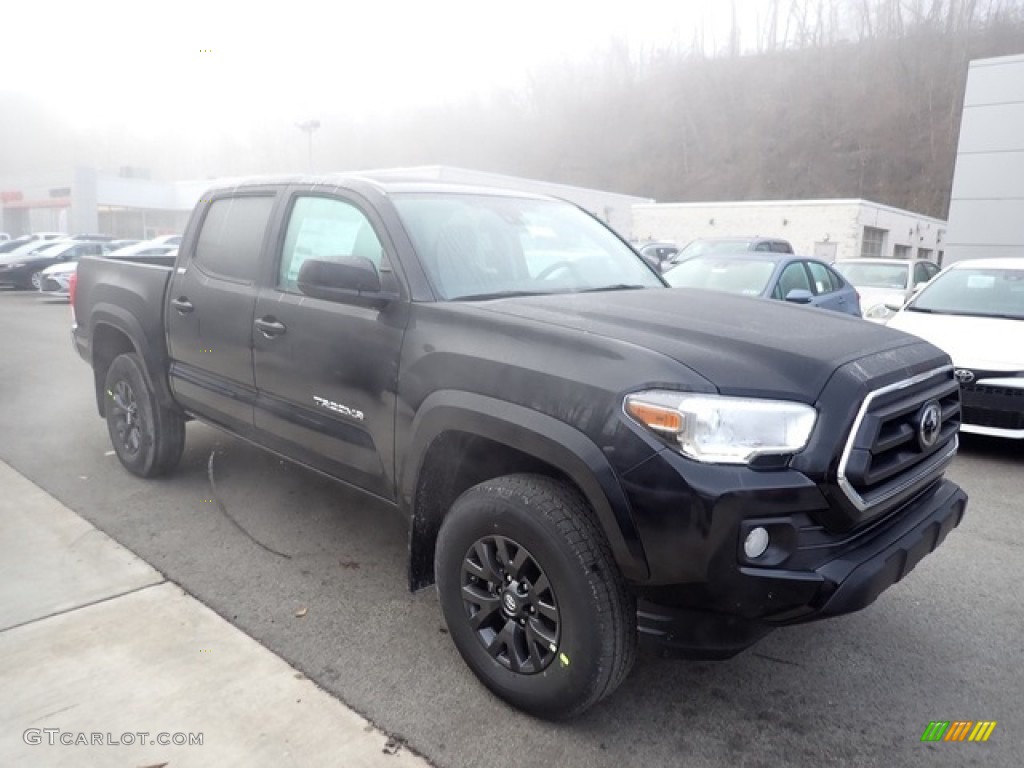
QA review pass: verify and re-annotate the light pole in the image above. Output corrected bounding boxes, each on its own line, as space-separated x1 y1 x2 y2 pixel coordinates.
295 119 320 173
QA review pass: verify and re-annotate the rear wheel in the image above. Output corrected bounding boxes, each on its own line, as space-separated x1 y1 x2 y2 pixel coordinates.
435 474 636 719
27 270 43 291
104 353 185 477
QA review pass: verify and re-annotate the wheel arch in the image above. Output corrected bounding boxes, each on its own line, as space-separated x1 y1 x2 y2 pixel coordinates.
401 391 650 590
89 304 176 418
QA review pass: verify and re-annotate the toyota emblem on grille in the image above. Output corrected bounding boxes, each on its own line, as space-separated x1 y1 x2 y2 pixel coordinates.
918 400 943 450
954 368 975 384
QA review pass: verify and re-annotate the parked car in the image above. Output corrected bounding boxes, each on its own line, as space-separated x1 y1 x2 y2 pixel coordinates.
663 252 862 317
40 242 175 298
71 175 967 719
0 240 107 290
667 236 794 267
0 240 73 287
106 239 141 250
633 241 679 271
832 258 941 323
38 260 79 298
70 233 116 242
1 232 68 253
887 258 1024 438
0 232 10 241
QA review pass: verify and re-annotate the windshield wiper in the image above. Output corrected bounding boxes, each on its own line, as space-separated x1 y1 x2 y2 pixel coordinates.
905 306 1024 320
452 290 554 301
575 284 650 293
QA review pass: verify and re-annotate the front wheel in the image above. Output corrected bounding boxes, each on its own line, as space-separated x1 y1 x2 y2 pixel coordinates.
104 353 185 477
435 474 637 719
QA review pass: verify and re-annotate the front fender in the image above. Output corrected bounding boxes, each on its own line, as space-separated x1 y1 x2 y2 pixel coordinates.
400 390 650 582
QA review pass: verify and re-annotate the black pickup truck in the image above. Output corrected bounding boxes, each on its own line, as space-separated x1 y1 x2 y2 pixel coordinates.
72 175 967 719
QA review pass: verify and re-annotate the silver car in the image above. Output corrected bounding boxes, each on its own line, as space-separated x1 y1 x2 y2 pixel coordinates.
832 258 941 323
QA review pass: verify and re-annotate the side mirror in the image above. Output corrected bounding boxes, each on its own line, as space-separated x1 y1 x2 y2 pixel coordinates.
884 301 905 312
297 257 398 308
784 288 814 304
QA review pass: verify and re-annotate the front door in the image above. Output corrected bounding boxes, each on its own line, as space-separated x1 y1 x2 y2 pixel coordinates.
251 191 408 499
166 193 277 437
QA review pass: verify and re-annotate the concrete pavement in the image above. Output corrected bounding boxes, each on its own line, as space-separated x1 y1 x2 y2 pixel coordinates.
0 460 429 767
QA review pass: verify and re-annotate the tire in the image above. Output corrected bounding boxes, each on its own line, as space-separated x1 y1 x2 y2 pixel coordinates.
27 270 43 291
435 474 636 719
104 353 186 478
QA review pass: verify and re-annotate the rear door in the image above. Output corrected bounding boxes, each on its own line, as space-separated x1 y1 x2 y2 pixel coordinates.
251 189 408 499
805 259 854 313
166 192 278 437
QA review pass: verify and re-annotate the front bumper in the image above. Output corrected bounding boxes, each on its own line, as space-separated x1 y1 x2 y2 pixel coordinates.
626 453 967 657
39 275 71 296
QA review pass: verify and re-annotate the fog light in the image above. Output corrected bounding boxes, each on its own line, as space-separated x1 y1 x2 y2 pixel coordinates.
744 527 770 559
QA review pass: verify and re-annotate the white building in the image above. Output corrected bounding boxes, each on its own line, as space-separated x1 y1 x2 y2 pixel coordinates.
944 53 1024 264
632 199 948 263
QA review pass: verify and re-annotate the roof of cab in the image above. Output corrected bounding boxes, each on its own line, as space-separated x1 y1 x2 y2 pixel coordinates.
201 173 558 201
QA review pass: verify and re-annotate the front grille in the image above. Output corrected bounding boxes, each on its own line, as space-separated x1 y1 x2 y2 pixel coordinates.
838 366 960 517
961 384 1024 430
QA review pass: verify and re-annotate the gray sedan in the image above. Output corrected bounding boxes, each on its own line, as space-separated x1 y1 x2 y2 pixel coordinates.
663 253 862 317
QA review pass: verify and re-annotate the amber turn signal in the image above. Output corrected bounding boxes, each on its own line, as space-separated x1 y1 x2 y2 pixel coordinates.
625 400 684 433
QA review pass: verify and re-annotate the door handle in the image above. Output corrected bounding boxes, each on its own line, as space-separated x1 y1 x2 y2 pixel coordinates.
255 317 286 338
171 297 194 314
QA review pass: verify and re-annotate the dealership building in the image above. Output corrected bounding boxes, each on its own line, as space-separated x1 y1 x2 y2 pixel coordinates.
944 53 1024 264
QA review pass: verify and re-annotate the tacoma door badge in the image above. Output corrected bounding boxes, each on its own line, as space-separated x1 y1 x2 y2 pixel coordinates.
313 396 364 421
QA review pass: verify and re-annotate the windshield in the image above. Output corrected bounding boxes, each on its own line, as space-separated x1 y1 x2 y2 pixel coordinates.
392 194 663 300
677 239 753 259
663 256 777 296
833 262 909 290
908 266 1024 319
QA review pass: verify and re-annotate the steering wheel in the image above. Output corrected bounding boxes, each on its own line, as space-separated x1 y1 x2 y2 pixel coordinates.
536 260 583 281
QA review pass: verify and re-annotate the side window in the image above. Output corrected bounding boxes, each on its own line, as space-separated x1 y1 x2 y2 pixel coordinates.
915 262 938 284
913 263 927 285
754 241 773 252
278 196 387 291
194 196 275 282
771 241 793 253
806 261 835 294
774 262 812 298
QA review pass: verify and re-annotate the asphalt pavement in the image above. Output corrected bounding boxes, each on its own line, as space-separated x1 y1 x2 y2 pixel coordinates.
0 288 1020 767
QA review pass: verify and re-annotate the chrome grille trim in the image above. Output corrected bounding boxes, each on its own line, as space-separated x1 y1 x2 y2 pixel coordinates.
837 365 957 514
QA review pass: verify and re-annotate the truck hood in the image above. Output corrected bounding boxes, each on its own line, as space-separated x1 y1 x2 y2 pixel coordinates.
473 288 934 402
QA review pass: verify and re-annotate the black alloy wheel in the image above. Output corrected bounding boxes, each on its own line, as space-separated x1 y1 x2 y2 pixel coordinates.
109 379 143 458
435 474 637 719
103 353 186 478
461 535 560 675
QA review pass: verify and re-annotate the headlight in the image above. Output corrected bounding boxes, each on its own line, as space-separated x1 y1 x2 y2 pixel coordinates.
624 390 817 464
864 303 897 321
